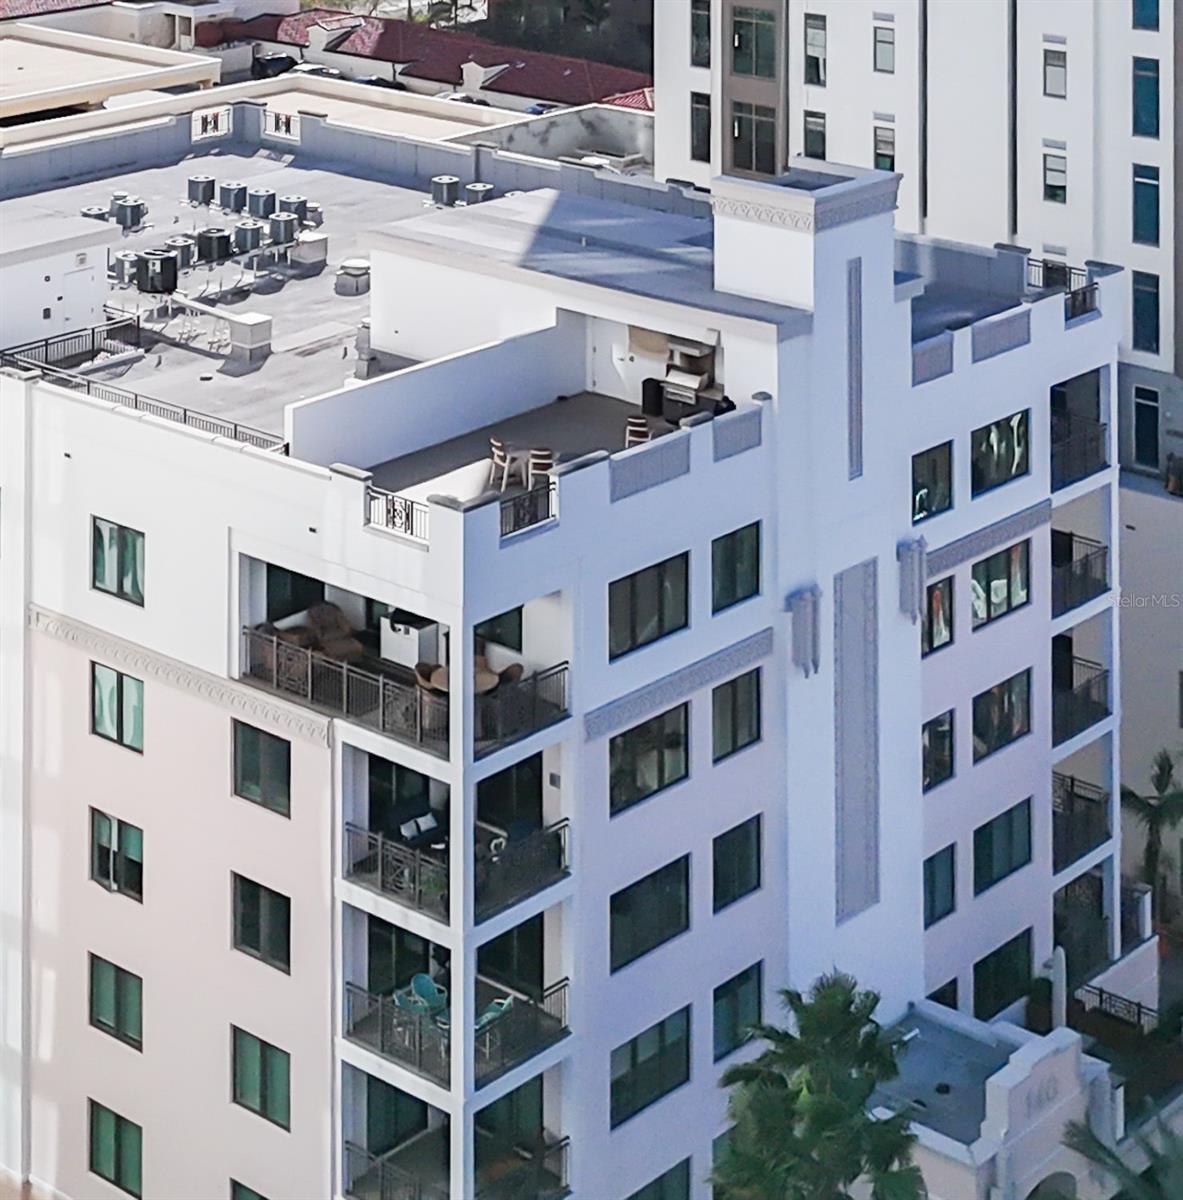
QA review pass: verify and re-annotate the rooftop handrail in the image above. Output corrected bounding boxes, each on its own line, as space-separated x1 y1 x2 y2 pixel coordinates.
4 351 286 452
368 484 430 543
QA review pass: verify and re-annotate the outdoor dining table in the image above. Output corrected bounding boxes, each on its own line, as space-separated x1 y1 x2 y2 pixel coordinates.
429 665 499 694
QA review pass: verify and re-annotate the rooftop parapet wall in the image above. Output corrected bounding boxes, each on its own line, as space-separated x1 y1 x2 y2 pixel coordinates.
0 83 707 219
911 266 1124 387
286 316 586 471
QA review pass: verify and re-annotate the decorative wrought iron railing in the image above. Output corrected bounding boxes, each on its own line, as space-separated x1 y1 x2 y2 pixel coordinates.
368 485 430 543
241 628 449 755
343 982 450 1086
343 823 449 921
500 484 554 537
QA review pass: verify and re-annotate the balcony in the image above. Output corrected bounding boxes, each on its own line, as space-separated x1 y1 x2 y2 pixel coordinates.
1121 879 1154 955
343 982 450 1087
1059 914 1111 990
343 974 570 1089
241 627 449 756
344 823 449 922
475 819 570 922
1051 535 1109 617
1026 258 1098 322
475 663 570 758
1052 657 1110 746
344 1132 449 1200
475 1132 571 1200
475 976 570 1087
1052 773 1111 873
1051 414 1108 491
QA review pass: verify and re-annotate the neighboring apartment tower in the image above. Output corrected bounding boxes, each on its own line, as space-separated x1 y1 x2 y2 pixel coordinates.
0 77 1157 1200
654 0 1182 820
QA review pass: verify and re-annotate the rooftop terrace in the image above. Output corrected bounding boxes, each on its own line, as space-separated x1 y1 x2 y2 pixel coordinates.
369 391 672 503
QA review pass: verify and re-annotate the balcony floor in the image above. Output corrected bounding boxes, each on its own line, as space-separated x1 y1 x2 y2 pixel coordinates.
367 390 670 503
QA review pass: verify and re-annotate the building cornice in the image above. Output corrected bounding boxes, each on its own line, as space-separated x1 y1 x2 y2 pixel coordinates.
28 605 331 746
584 627 774 742
710 174 899 233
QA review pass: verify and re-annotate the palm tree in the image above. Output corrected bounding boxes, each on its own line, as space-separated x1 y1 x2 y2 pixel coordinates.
712 971 926 1200
1064 1108 1183 1199
1122 749 1183 918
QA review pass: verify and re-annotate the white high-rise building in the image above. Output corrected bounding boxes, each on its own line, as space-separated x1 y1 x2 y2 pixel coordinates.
654 0 1182 913
0 66 1167 1200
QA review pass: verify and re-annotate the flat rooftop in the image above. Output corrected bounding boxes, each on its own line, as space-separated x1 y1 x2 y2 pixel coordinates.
872 1010 1013 1144
368 391 672 501
376 188 805 327
909 279 1019 343
262 84 530 142
0 24 218 120
1 149 434 432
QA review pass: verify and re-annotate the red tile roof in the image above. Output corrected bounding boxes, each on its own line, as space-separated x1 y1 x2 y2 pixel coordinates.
0 0 109 18
603 86 653 111
211 10 651 107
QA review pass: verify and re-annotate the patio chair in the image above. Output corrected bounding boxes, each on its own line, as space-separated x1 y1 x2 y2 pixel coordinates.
527 448 555 491
475 997 514 1034
488 437 527 492
624 415 651 448
411 973 448 1012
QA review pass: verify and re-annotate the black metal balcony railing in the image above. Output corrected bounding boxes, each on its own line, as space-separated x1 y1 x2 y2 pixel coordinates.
368 485 430 543
344 1139 449 1200
475 1134 571 1200
2 319 286 452
475 819 571 922
1076 984 1159 1037
343 982 450 1086
1058 913 1111 990
2 315 141 368
1052 772 1111 873
343 823 449 922
1051 415 1108 490
1052 657 1110 746
1064 283 1099 321
475 977 570 1087
501 485 555 537
1027 258 1088 293
242 628 450 756
1051 535 1109 616
475 663 570 758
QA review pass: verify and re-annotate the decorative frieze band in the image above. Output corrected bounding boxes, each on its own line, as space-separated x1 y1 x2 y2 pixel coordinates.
584 627 774 742
28 605 332 746
925 500 1051 577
